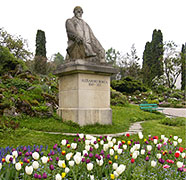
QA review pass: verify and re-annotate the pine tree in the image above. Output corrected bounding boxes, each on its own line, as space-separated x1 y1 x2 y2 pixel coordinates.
34 30 47 74
181 44 186 91
142 29 164 87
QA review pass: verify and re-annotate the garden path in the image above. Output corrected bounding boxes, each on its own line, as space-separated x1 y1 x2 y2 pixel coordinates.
161 108 186 118
42 121 143 137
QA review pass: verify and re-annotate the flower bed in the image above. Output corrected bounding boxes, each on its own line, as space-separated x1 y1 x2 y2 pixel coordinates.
0 133 185 179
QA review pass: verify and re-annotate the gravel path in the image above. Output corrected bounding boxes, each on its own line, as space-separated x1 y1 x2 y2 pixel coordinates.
161 108 186 118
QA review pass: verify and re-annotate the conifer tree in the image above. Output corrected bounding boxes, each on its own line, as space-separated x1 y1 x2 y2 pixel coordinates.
181 44 186 91
142 29 164 87
34 30 47 74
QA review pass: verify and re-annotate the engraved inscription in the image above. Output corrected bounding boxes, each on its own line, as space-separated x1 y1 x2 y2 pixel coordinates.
81 79 108 86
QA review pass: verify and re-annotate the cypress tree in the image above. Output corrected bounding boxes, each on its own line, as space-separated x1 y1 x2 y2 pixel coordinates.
34 30 47 74
181 44 186 91
142 29 164 87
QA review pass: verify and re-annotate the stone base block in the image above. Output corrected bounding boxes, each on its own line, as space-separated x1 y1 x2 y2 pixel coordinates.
57 108 112 126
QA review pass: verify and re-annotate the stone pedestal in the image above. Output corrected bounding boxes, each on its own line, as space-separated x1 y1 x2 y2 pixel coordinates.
54 59 117 126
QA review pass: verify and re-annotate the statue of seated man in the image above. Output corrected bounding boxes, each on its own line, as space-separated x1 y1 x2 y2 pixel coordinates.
65 6 105 62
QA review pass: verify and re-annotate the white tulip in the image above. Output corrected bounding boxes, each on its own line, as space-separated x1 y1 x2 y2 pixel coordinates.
113 171 119 177
156 153 161 159
132 151 138 159
41 156 48 164
181 153 186 159
12 151 18 158
103 144 109 151
130 147 135 153
86 134 93 140
5 155 13 163
85 140 90 145
173 141 178 146
154 139 158 144
113 163 118 170
134 144 140 150
55 174 62 180
69 160 75 167
100 140 104 145
61 139 67 146
32 152 40 160
151 160 157 167
73 154 82 165
174 136 178 140
0 163 2 170
94 144 99 149
109 149 114 156
108 141 113 148
90 175 94 180
85 145 90 151
178 138 182 143
79 133 84 139
66 153 73 160
65 167 70 173
15 162 21 171
112 138 116 144
25 166 33 175
177 161 183 168
161 135 165 139
58 160 65 167
32 161 39 170
123 145 127 150
87 163 93 171
147 145 152 151
83 150 88 156
71 143 77 149
114 145 118 151
117 149 122 155
107 136 112 141
138 132 143 139
116 164 126 175
96 159 103 166
141 149 145 155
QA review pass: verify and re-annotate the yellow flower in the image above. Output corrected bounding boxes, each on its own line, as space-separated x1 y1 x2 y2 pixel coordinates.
127 141 131 145
114 155 118 160
62 163 66 168
110 174 115 179
62 172 66 178
144 139 147 142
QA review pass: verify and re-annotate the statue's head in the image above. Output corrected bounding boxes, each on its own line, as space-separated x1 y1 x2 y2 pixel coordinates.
73 6 83 18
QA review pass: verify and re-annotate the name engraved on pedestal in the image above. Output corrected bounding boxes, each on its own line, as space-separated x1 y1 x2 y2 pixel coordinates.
81 78 108 87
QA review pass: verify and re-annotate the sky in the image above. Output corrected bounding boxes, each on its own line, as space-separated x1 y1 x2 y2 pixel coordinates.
1 0 186 63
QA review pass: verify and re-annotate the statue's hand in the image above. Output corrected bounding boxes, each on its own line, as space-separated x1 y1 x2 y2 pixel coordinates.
75 36 83 44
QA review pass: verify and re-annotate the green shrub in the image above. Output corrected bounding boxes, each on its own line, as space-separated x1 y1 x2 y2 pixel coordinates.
160 117 186 126
110 88 128 106
111 76 148 94
147 99 159 104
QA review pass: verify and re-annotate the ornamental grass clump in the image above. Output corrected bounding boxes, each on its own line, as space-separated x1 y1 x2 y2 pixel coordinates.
0 133 185 179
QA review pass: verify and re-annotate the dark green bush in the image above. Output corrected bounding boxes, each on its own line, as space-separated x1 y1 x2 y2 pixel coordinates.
110 88 128 106
111 76 148 94
160 117 186 126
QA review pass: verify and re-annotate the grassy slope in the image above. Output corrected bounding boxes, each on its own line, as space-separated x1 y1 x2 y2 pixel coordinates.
0 105 185 149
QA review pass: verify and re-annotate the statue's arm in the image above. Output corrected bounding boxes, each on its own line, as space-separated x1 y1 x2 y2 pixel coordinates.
66 19 83 43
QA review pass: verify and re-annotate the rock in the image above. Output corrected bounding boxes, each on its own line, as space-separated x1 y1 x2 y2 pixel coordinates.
3 106 17 116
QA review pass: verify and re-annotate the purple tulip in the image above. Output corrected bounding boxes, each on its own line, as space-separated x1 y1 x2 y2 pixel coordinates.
90 147 93 152
86 159 90 164
18 152 22 156
84 153 88 157
49 164 54 170
89 153 93 158
51 151 55 155
107 154 111 159
100 150 104 155
95 154 99 158
25 152 29 157
147 151 151 155
38 175 42 179
23 158 27 163
82 158 85 162
145 156 149 161
36 148 40 152
43 172 47 179
34 173 38 178
98 155 101 160
74 138 77 142
53 144 57 150
56 157 59 161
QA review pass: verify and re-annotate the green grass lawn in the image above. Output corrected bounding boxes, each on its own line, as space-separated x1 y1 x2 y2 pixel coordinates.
0 104 185 149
